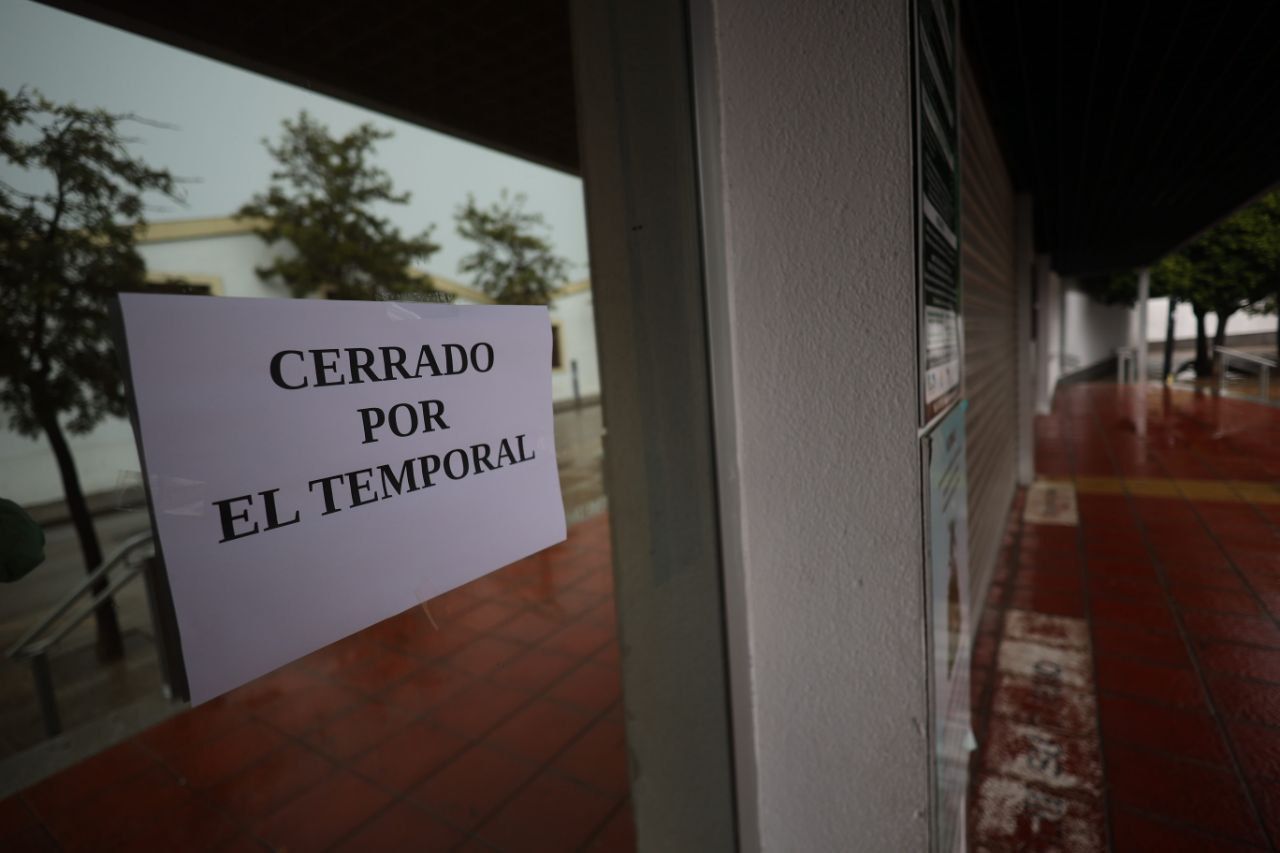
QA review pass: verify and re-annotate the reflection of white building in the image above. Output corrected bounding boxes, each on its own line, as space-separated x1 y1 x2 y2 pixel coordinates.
1 216 599 507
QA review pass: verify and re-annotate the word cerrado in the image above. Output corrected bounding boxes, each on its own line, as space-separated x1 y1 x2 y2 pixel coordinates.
209 339 536 545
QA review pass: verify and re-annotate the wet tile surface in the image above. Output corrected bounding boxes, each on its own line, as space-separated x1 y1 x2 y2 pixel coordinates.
1 513 632 851
971 384 1280 851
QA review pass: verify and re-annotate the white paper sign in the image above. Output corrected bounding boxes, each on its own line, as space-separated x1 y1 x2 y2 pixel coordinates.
117 294 567 703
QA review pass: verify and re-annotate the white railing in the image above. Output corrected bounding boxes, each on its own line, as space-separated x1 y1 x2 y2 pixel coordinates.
1216 346 1277 401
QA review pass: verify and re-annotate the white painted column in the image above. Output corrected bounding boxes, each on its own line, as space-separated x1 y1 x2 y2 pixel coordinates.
1136 267 1151 384
1034 255 1055 414
699 0 929 848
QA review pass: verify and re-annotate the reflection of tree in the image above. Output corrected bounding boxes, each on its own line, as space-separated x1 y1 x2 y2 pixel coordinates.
1081 192 1280 377
456 191 569 305
238 112 442 302
0 89 183 660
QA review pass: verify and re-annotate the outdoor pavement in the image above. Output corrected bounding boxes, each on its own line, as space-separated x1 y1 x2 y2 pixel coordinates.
0 403 606 768
0 512 630 852
970 383 1280 851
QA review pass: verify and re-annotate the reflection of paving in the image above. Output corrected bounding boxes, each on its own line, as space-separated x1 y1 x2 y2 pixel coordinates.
0 404 606 766
1 513 632 851
970 383 1280 850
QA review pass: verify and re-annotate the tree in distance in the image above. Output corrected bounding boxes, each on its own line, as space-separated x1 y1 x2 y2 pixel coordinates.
239 112 442 301
456 191 570 305
0 88 184 660
1081 191 1280 378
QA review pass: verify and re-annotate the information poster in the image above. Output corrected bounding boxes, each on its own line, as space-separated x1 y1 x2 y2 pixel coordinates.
915 0 962 424
925 402 972 853
117 294 567 703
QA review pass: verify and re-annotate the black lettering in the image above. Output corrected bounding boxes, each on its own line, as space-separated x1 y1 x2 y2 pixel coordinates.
415 345 441 377
347 468 379 507
359 407 385 444
308 473 346 515
421 399 448 432
443 343 468 375
312 349 346 387
471 442 497 472
418 454 441 487
381 346 415 380
347 348 379 384
471 342 494 372
213 494 259 542
269 351 308 390
388 403 417 437
260 488 300 531
378 460 420 498
496 438 517 466
516 433 536 462
443 448 470 479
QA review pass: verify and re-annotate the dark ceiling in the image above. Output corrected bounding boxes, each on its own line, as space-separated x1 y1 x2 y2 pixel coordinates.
41 1 1280 277
40 0 579 174
964 0 1280 275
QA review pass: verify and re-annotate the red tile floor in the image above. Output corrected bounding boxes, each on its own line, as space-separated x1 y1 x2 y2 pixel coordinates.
970 383 1280 851
1 513 632 852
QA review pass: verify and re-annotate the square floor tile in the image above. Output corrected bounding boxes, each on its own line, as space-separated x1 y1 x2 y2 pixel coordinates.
254 770 392 852
478 770 618 853
409 744 539 830
1111 807 1263 853
351 718 470 793
490 649 582 693
302 698 415 760
1095 657 1205 709
485 698 594 763
1183 611 1280 649
1091 622 1189 666
1098 693 1229 766
205 742 333 822
548 663 623 715
431 680 535 740
1198 642 1280 682
332 801 464 852
1103 739 1265 845
165 719 283 789
554 717 630 796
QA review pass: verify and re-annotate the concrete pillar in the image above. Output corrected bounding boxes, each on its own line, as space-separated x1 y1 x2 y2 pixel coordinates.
1034 255 1056 414
699 0 928 848
1136 267 1151 384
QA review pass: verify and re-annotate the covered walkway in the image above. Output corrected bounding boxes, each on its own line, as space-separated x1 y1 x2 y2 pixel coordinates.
971 383 1280 850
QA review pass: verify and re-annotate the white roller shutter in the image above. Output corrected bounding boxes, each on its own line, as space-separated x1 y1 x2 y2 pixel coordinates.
960 46 1018 598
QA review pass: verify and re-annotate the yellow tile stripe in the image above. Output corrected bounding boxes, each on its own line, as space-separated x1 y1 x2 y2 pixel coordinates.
1068 476 1280 505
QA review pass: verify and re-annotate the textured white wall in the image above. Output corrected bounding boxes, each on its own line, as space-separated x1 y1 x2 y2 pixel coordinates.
707 0 929 848
1145 296 1277 343
141 231 293 297
1063 286 1131 374
549 289 601 403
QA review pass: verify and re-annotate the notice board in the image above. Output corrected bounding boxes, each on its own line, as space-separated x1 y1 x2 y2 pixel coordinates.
914 0 963 426
116 294 566 703
924 402 972 853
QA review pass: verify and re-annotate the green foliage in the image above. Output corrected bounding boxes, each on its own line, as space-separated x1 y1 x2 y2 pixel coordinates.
1081 191 1280 318
0 88 182 438
456 191 569 305
238 112 441 301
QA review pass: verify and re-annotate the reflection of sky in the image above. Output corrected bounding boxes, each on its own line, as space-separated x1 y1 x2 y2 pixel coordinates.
0 0 589 280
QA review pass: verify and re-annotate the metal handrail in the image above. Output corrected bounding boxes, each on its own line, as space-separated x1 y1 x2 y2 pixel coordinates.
1215 346 1278 369
1216 346 1277 401
7 529 154 736
7 529 154 661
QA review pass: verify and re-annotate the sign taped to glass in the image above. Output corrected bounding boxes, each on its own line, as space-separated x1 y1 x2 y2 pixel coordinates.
115 293 567 703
